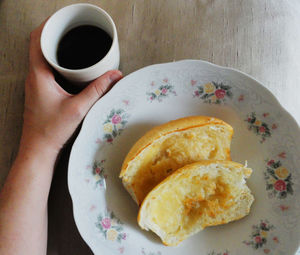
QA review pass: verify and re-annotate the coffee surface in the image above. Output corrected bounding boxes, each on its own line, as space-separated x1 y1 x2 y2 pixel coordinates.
57 25 112 69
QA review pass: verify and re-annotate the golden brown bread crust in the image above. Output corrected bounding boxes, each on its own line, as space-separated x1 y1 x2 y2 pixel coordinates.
120 116 233 178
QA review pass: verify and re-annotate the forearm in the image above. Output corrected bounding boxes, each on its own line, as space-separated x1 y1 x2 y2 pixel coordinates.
0 135 58 255
0 19 121 255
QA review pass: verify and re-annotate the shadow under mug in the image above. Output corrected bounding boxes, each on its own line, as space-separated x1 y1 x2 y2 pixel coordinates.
41 3 120 85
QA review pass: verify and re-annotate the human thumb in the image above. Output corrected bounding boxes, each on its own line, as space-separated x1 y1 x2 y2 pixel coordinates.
72 70 122 115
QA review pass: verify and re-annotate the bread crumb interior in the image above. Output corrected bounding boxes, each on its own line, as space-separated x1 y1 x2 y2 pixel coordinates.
128 125 231 204
147 167 240 241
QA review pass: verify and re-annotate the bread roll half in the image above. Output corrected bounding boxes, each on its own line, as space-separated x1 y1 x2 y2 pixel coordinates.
120 116 233 205
138 160 254 246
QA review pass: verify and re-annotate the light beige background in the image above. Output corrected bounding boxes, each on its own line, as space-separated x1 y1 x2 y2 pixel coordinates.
1 0 300 254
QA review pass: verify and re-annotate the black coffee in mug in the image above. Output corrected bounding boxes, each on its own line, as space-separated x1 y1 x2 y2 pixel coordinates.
57 25 112 70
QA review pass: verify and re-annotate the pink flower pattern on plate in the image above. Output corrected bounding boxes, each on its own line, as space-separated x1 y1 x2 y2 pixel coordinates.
278 152 286 158
279 205 289 211
193 81 232 104
245 112 272 143
101 218 111 229
243 220 278 252
92 160 106 188
147 79 177 102
96 211 127 243
118 247 125 254
190 79 197 86
215 89 226 99
103 109 129 143
89 205 96 211
238 94 244 102
112 114 122 124
264 158 293 199
122 99 129 105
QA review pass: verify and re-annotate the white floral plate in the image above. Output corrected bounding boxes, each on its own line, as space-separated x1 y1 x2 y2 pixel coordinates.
68 60 300 255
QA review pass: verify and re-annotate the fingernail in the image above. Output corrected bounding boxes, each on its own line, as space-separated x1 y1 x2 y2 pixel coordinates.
109 72 122 83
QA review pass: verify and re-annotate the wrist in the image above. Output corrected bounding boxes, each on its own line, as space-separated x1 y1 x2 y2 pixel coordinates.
20 121 63 152
17 128 60 164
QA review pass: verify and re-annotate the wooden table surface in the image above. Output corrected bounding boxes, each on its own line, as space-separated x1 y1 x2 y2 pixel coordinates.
1 0 300 254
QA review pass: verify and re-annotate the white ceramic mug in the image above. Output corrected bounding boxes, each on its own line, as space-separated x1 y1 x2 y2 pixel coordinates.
41 3 120 84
